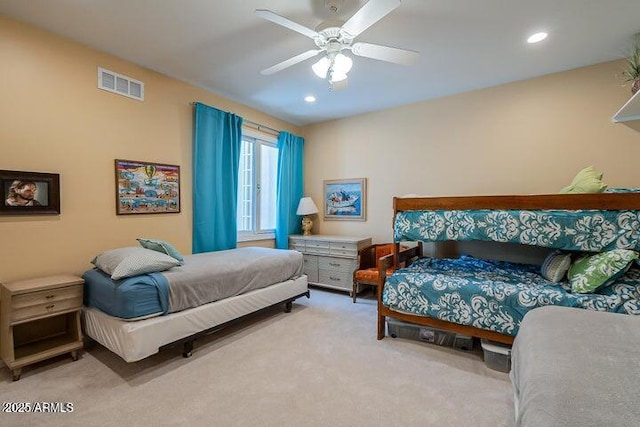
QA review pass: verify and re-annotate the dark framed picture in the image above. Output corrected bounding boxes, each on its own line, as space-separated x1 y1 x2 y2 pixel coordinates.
0 170 60 215
115 159 181 215
323 178 367 221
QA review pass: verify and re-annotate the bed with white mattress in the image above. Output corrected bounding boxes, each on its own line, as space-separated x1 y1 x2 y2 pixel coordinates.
82 247 309 362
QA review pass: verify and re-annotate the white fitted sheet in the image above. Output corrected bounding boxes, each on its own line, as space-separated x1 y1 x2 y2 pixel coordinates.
82 276 308 362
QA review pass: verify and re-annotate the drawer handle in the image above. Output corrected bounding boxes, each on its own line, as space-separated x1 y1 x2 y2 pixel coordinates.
46 304 55 310
45 295 55 299
329 276 341 281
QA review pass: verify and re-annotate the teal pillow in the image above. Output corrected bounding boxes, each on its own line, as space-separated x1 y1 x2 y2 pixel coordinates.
540 250 571 283
137 238 184 263
568 249 639 293
559 166 607 194
92 247 180 280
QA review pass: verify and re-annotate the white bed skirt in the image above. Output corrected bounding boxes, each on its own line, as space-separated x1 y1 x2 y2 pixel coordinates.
82 276 308 362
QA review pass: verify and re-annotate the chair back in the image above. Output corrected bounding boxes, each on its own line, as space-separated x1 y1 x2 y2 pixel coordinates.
374 244 395 268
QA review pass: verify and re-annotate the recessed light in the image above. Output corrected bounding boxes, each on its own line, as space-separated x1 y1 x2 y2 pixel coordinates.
304 95 316 103
527 32 548 44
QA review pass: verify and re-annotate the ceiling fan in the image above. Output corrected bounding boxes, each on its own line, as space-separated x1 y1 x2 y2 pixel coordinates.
255 0 418 90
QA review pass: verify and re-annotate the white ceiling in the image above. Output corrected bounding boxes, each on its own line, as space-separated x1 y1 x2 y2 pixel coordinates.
2 0 639 126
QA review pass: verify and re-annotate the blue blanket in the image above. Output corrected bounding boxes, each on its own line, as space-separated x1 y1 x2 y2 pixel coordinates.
382 256 640 336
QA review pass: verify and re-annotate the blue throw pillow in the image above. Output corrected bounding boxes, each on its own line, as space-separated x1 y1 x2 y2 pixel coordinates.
137 238 184 263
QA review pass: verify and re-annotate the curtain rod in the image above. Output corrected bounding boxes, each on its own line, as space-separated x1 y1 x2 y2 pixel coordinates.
190 102 280 137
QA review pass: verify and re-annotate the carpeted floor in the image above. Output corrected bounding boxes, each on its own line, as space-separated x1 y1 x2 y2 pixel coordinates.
0 288 514 426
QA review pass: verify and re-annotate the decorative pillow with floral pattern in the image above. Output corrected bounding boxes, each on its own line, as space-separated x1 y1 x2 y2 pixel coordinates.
568 249 639 294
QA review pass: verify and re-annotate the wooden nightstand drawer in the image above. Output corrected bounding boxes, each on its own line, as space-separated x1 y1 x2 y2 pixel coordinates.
12 296 83 323
12 285 82 310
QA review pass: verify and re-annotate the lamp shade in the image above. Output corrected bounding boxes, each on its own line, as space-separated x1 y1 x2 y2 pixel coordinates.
312 53 352 80
296 197 319 216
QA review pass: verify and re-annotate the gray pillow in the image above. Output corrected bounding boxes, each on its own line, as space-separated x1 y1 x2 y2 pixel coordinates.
92 247 180 280
540 250 571 283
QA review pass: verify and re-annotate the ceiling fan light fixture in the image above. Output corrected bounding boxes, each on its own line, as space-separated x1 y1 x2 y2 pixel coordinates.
312 57 331 78
333 53 353 74
330 71 348 82
312 53 352 81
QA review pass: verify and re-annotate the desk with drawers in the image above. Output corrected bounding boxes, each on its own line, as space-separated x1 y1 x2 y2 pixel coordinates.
289 235 372 294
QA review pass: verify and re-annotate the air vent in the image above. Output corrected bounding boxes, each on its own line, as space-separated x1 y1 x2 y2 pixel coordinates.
98 67 144 101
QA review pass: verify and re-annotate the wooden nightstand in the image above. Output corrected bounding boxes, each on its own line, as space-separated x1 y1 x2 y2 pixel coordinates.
1 274 84 381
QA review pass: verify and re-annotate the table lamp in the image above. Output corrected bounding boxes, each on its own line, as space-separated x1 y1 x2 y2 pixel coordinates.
296 197 319 236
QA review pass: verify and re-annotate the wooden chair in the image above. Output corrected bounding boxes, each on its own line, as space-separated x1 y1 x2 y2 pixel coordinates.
352 243 406 303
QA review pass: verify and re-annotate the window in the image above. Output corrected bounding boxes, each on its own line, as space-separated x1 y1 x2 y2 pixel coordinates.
237 130 278 241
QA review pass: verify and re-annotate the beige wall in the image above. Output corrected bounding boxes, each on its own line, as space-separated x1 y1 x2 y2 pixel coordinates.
303 60 640 245
3 16 640 282
0 16 296 282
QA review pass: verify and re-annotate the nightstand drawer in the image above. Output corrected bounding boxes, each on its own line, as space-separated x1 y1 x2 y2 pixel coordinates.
12 285 82 310
12 297 83 323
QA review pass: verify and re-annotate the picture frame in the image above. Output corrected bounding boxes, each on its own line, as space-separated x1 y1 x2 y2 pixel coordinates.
0 170 60 215
115 159 181 215
323 178 367 221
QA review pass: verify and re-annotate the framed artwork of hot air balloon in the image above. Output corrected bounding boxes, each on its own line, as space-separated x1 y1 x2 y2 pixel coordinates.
114 159 181 215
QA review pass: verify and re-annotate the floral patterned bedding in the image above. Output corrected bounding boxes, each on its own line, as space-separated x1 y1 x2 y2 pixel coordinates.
394 209 640 252
382 256 640 336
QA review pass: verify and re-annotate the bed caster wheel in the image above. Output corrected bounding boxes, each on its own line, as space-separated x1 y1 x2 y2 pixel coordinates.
182 340 194 358
71 351 79 361
285 301 293 313
390 333 397 338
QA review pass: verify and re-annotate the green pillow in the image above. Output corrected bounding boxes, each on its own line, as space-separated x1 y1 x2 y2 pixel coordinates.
568 249 638 293
559 166 607 194
137 238 184 263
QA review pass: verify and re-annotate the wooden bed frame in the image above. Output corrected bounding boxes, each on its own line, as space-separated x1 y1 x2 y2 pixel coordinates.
377 193 640 345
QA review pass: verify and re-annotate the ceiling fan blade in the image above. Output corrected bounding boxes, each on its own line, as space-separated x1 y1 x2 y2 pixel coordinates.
351 42 418 65
255 9 318 40
260 49 322 75
341 0 401 38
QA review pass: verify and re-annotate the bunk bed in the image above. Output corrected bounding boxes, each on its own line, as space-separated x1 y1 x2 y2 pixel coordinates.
377 193 640 344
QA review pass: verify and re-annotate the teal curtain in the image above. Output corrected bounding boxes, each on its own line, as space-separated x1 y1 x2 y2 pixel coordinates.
275 131 305 249
192 102 243 253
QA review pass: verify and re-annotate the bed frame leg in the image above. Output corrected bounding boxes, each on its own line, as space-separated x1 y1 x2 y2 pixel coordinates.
377 314 385 340
182 340 194 358
284 301 293 313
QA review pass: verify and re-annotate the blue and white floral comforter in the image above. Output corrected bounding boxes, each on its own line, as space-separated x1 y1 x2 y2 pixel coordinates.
382 256 640 336
394 210 640 252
